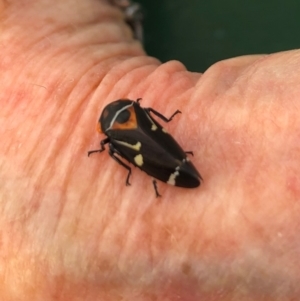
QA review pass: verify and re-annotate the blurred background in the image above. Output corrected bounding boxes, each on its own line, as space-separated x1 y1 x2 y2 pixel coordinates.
138 0 300 72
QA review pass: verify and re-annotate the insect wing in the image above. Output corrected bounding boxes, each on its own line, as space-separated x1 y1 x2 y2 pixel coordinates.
108 103 201 187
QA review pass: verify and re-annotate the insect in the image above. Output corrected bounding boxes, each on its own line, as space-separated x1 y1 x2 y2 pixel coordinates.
88 98 202 197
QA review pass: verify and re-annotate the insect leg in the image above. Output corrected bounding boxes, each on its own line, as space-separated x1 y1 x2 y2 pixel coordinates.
146 108 181 122
152 179 161 198
109 145 132 186
87 137 110 157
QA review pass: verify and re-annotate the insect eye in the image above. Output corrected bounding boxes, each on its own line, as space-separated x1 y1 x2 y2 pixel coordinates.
116 109 131 124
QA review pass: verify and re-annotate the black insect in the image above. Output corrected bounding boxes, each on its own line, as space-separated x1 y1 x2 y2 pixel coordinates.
88 98 202 197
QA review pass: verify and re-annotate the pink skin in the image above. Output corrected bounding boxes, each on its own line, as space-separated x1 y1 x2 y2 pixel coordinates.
1 0 300 300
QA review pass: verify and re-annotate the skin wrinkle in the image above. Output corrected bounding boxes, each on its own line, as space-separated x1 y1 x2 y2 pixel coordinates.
94 192 132 266
99 57 157 98
145 63 182 99
14 43 144 241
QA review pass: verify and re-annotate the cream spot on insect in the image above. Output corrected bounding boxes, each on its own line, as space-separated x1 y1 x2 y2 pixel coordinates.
162 128 168 133
167 170 180 186
151 124 157 131
134 154 144 166
115 140 141 151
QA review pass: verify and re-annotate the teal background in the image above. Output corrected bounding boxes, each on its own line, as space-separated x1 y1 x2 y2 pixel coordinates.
139 1 300 72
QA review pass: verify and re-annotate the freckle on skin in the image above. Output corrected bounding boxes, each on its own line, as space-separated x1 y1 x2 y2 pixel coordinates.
181 262 191 276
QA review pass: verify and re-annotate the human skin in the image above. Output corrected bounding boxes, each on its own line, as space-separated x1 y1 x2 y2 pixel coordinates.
1 0 300 300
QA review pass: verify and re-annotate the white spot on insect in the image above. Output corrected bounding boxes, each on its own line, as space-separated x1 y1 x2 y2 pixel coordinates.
134 154 144 166
151 124 157 131
167 170 180 186
162 128 168 133
183 157 190 163
115 140 141 151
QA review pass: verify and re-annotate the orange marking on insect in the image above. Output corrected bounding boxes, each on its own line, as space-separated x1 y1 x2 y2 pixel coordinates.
97 122 102 133
110 106 138 130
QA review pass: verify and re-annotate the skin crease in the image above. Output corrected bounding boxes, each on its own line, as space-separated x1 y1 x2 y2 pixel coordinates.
1 0 300 300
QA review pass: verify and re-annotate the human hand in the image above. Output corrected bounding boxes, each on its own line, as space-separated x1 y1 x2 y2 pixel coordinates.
1 0 300 300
